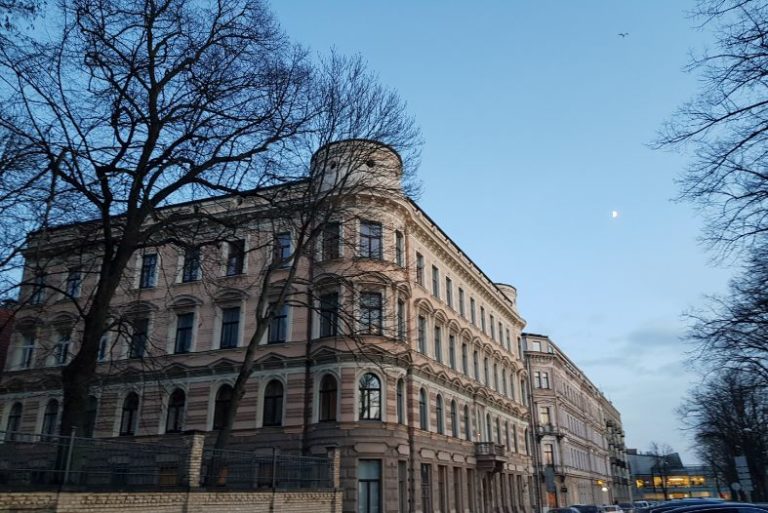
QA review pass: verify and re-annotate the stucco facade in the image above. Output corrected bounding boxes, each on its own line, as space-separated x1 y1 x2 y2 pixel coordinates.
523 333 625 509
0 141 534 513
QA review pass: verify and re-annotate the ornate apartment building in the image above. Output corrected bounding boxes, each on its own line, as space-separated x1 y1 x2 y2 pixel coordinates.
523 333 629 509
0 140 535 513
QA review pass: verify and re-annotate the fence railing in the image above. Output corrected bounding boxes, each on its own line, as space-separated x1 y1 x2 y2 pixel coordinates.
0 431 333 492
200 446 332 489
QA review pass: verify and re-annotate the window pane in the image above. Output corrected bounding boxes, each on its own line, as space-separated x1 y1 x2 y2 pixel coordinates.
220 307 240 348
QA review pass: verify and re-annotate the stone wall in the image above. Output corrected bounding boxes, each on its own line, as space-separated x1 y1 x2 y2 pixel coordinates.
0 490 343 513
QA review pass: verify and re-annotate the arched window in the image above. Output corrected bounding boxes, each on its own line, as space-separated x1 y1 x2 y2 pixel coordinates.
319 374 337 422
84 396 98 438
435 395 444 434
213 384 233 430
263 380 284 426
419 388 428 430
119 392 139 436
463 405 471 441
5 402 22 440
396 379 404 424
450 400 458 438
359 373 382 420
41 399 59 439
166 389 186 433
485 413 492 442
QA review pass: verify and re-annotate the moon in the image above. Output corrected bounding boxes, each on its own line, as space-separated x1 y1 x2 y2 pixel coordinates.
611 210 619 219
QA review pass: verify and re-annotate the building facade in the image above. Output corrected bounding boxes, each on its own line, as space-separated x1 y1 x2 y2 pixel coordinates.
600 396 631 503
523 333 623 509
0 141 535 513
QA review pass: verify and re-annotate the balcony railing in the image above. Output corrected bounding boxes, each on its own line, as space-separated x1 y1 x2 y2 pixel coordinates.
536 424 563 439
474 443 506 473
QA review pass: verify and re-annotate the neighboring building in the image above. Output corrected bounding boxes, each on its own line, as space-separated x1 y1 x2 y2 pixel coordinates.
627 449 721 501
0 141 534 513
523 333 622 509
601 395 632 503
0 299 14 378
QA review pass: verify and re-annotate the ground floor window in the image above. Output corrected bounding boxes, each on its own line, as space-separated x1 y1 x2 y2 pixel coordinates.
358 459 382 513
421 463 433 513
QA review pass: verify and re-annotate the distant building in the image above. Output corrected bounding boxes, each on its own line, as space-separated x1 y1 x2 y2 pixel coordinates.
627 449 721 500
523 333 629 508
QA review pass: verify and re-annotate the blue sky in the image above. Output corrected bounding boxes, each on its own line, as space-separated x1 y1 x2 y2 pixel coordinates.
271 1 733 462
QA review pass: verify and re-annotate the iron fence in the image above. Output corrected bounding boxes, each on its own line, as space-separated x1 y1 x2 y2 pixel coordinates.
200 446 332 490
0 431 333 492
0 431 191 491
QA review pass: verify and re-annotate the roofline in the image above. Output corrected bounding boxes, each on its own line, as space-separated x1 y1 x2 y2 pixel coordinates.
406 198 523 320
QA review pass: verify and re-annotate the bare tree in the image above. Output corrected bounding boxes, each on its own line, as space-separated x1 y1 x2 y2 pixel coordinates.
680 369 768 501
657 0 768 256
648 442 677 501
0 0 420 441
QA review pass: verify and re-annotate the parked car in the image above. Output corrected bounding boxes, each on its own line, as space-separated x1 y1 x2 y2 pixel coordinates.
654 502 768 513
620 502 637 513
570 505 606 513
642 499 727 513
603 505 624 513
548 508 582 513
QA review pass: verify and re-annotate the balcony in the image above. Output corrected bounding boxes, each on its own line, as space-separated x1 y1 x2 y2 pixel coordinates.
535 424 563 439
475 442 506 473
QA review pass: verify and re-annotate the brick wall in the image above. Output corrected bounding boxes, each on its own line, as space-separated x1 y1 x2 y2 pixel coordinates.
0 490 343 513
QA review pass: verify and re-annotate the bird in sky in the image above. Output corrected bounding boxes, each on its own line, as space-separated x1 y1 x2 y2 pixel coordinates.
618 32 629 38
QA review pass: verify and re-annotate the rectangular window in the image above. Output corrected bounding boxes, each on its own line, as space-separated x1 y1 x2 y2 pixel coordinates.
445 277 453 308
359 221 382 259
98 334 108 361
437 465 447 513
467 469 475 513
434 325 442 364
541 371 550 389
480 307 486 333
268 303 288 343
359 460 382 513
140 254 157 288
458 288 465 317
226 240 245 276
490 315 495 340
421 463 433 513
395 230 404 266
484 358 490 385
322 222 340 260
396 299 406 341
360 292 383 335
431 265 440 298
220 307 240 348
130 318 149 358
418 316 427 353
55 334 70 365
416 253 424 286
182 247 200 282
274 232 292 265
448 335 456 370
472 351 479 380
174 312 194 353
470 297 476 325
461 343 468 375
320 293 339 337
543 443 554 465
540 406 551 425
20 333 34 368
66 269 82 298
506 328 511 352
30 273 45 305
499 322 504 346
453 467 462 513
